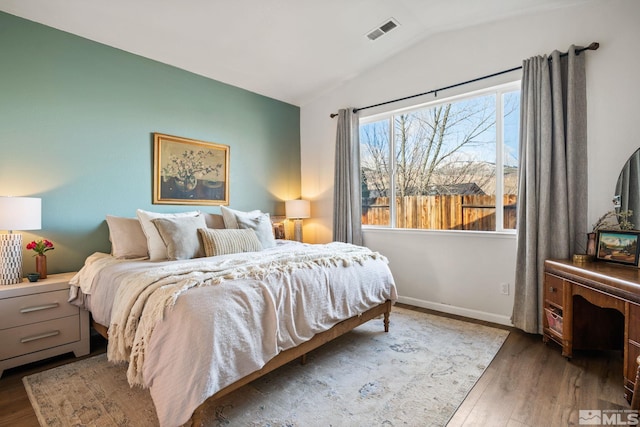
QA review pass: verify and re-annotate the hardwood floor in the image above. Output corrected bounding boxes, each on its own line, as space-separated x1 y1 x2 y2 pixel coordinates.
415 304 629 427
0 305 629 427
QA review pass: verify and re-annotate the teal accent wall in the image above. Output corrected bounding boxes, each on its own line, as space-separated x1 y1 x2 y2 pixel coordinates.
0 12 301 273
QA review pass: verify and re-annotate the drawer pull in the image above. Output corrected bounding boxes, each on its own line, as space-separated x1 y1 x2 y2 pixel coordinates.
20 330 60 343
20 303 59 313
549 286 557 293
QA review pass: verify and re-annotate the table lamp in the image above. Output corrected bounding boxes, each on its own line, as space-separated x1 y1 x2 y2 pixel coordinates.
285 199 310 242
0 197 42 285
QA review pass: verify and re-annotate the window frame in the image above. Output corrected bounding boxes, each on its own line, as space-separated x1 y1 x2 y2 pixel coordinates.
359 80 521 234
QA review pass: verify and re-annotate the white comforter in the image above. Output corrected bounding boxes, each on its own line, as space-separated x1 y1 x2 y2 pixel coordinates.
70 241 397 427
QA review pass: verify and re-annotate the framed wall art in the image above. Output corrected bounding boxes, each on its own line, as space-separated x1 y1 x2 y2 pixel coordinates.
595 230 640 266
153 133 229 205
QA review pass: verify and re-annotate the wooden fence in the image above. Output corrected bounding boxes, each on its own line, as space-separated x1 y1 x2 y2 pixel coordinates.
362 195 517 230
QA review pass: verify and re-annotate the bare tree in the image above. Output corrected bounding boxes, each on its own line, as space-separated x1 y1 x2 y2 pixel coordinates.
360 121 391 197
361 93 517 199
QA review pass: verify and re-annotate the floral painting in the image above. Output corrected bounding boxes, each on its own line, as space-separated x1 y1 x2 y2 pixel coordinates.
153 133 229 205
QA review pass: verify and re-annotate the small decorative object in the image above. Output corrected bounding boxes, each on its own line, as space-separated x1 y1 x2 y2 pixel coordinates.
271 215 286 239
285 199 310 242
35 255 47 279
153 133 230 206
592 209 634 232
572 254 593 263
595 230 640 266
586 232 597 256
27 273 40 282
26 239 54 279
587 209 635 261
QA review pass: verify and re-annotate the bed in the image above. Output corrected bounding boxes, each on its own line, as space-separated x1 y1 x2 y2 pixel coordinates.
69 209 397 426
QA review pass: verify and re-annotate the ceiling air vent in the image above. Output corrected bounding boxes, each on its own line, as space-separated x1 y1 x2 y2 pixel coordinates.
366 18 399 41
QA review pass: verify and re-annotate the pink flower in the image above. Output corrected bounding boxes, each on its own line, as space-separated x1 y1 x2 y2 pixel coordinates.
26 239 55 256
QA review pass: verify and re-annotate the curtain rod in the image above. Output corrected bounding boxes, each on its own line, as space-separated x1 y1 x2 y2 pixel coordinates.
329 42 599 118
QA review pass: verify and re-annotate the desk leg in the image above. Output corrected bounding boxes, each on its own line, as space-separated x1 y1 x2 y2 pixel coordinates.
632 356 640 409
562 281 573 359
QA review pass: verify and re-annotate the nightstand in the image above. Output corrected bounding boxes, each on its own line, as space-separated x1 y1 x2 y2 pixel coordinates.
0 272 90 377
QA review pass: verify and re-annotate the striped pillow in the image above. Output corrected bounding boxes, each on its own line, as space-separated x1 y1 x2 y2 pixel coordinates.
198 228 262 257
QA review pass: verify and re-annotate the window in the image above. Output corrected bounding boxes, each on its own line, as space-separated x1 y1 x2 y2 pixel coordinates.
360 82 520 232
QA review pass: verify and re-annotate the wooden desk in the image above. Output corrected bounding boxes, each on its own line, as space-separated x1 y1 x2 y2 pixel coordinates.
543 259 640 403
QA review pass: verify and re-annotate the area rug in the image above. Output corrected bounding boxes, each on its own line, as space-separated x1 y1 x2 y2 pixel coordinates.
23 307 509 426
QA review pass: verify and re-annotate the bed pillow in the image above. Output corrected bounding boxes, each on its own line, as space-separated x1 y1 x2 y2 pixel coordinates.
201 212 225 229
136 209 199 261
105 215 149 259
220 206 262 229
198 228 262 257
236 212 276 249
152 214 207 260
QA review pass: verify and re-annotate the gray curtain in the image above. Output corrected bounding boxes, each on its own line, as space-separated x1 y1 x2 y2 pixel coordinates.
333 108 363 245
513 46 588 334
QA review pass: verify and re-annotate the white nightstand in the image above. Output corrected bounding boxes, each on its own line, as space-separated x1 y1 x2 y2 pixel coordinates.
0 272 90 377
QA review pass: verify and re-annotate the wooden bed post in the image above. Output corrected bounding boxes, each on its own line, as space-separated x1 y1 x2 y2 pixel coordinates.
384 300 391 332
384 311 390 332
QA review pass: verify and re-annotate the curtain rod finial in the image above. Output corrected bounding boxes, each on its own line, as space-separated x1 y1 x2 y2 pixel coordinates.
588 42 599 50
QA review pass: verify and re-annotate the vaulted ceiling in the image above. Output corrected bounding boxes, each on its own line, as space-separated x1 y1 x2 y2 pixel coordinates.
1 0 593 106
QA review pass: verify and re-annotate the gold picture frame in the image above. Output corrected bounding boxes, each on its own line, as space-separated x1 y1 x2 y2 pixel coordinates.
153 133 229 205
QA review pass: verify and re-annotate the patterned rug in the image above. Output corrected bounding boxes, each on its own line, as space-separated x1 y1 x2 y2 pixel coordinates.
23 307 508 426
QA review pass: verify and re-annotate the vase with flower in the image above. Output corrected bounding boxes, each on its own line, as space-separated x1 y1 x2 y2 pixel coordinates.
26 239 54 279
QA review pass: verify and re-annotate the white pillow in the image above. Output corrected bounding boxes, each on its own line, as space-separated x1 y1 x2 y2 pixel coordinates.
236 212 276 249
220 206 262 229
152 214 207 260
105 216 149 259
136 209 199 261
200 212 225 229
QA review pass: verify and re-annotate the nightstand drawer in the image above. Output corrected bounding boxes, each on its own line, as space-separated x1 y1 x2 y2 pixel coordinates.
0 315 81 360
0 289 78 330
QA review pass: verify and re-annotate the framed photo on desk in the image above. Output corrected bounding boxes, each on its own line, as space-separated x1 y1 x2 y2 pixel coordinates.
595 230 640 266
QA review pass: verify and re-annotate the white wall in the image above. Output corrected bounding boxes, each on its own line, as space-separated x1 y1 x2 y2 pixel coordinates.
300 0 640 325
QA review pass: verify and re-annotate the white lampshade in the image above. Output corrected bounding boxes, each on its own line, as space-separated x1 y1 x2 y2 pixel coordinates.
0 197 41 285
285 200 310 219
0 197 41 231
285 200 310 243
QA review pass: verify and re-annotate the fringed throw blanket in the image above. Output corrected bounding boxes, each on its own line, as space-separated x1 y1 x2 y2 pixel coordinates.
107 242 386 384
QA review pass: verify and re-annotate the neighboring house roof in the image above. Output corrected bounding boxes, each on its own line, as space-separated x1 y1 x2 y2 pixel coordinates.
426 183 485 195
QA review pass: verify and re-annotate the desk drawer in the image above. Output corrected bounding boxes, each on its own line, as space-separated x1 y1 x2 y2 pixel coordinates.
545 274 564 306
0 315 80 360
0 289 78 330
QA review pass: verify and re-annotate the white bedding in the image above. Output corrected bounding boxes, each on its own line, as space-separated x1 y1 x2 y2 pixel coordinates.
70 240 397 427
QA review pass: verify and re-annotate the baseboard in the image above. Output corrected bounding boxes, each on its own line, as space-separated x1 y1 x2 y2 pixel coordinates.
397 296 513 327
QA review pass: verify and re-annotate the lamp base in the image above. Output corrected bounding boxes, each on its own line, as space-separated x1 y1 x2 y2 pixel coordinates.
0 233 23 285
293 219 304 243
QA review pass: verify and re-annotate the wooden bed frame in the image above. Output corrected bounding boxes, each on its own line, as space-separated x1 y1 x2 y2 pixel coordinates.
92 299 392 422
